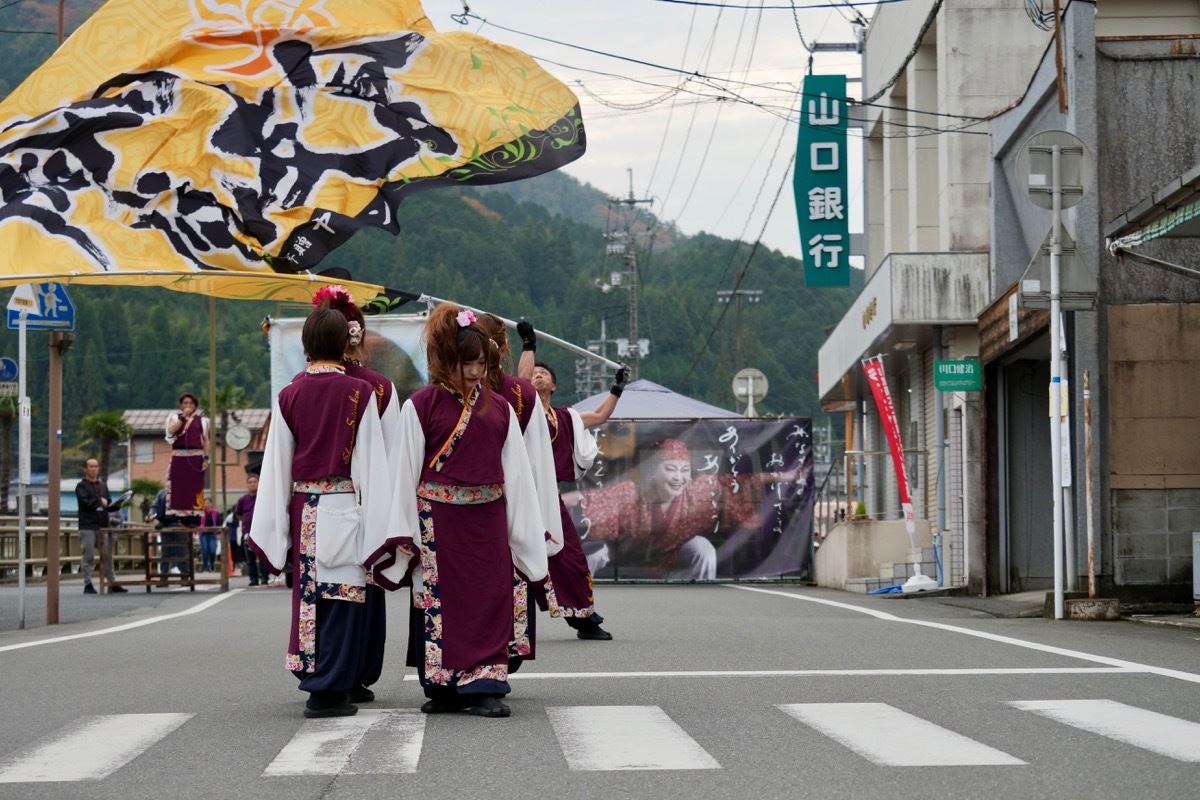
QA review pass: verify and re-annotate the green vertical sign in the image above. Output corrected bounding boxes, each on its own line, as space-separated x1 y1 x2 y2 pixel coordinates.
795 74 849 287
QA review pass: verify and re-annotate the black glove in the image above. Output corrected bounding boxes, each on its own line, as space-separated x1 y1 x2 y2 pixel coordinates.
517 319 536 352
610 366 629 397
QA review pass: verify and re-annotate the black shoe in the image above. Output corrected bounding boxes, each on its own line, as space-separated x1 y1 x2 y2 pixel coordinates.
468 697 511 718
83 583 97 594
420 697 470 714
303 693 357 719
348 685 375 704
248 580 259 587
576 624 613 641
109 585 128 593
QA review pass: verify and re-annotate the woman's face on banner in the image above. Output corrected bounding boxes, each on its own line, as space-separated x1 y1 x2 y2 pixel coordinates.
651 458 692 499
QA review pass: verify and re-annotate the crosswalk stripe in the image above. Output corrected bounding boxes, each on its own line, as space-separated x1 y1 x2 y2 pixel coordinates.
0 713 193 783
546 706 721 771
779 703 1026 766
263 709 423 776
344 710 426 775
1010 699 1200 762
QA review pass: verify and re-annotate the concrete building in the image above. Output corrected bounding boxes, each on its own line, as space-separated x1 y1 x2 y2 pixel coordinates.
990 0 1200 601
817 1 1052 592
820 1 1200 602
123 408 269 514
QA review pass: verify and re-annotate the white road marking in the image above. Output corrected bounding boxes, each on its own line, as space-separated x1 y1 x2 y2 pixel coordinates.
263 709 424 776
477 667 1136 679
344 710 426 775
780 703 1025 766
1011 699 1200 762
0 590 241 654
0 713 193 783
726 585 1200 685
547 705 721 771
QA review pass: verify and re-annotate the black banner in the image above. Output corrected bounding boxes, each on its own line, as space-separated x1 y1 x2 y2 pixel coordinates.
565 418 814 581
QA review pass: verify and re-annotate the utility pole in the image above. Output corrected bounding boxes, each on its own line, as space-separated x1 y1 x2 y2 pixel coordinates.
602 170 652 379
715 288 763 373
575 318 612 399
46 0 66 623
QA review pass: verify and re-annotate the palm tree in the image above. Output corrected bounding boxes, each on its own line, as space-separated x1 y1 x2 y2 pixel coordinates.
131 478 164 521
78 410 133 481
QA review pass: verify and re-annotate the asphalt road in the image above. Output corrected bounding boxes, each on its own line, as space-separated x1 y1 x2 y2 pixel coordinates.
0 583 1198 800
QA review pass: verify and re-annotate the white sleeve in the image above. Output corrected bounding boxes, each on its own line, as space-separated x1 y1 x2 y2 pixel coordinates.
378 383 403 482
247 400 295 572
502 411 549 582
374 399 425 587
567 408 599 478
164 413 178 444
351 400 394 565
524 405 564 556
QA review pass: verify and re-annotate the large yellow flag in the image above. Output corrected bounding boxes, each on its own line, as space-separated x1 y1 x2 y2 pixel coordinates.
0 0 585 303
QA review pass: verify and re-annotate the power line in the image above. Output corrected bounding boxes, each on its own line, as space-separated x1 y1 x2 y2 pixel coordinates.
678 148 797 385
463 13 986 125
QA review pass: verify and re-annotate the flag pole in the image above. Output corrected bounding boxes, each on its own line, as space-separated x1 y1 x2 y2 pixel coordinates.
421 295 624 370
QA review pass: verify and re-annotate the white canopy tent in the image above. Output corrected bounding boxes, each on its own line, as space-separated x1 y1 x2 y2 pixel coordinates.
573 379 740 419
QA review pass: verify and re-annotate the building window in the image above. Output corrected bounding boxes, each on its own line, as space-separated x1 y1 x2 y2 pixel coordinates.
134 439 154 464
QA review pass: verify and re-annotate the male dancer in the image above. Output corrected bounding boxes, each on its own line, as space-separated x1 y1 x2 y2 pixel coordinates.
517 320 625 640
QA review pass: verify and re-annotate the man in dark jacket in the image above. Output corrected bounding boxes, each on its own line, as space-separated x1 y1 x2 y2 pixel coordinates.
75 458 126 593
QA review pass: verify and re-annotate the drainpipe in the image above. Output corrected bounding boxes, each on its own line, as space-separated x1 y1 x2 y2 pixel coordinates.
933 326 945 586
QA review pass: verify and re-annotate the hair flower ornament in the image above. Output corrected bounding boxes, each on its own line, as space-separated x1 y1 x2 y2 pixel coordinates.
347 320 364 347
456 309 477 327
313 285 352 308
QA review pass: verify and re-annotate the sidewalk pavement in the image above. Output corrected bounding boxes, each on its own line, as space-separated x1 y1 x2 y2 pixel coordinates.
0 573 285 634
902 588 1200 631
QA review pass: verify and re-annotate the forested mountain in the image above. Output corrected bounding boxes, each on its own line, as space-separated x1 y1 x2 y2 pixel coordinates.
0 1 859 474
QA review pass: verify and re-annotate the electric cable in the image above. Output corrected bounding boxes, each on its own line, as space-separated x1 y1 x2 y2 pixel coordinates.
678 148 796 385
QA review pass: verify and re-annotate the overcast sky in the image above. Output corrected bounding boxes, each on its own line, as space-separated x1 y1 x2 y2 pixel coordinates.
424 1 866 262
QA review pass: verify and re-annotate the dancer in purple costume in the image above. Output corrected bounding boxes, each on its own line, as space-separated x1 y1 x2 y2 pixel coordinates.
248 300 398 719
517 320 626 641
164 392 208 520
477 312 562 672
374 304 548 718
315 286 405 706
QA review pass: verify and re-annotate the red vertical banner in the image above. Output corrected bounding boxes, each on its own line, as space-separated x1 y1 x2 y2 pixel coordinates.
862 355 915 535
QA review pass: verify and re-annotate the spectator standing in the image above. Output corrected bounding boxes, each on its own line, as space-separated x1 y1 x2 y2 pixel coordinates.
75 458 126 593
236 475 265 585
199 498 221 573
223 507 243 576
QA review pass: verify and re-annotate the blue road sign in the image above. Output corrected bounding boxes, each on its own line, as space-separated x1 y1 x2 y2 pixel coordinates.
0 358 15 382
6 283 75 332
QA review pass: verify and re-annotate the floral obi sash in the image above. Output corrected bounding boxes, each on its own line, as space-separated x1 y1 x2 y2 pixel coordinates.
293 477 355 496
417 481 502 505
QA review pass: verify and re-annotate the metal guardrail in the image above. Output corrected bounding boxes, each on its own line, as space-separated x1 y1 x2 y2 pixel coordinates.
812 449 929 547
813 460 847 547
0 519 223 585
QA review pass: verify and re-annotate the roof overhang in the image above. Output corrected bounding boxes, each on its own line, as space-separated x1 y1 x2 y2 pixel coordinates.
1106 162 1200 243
817 252 989 405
